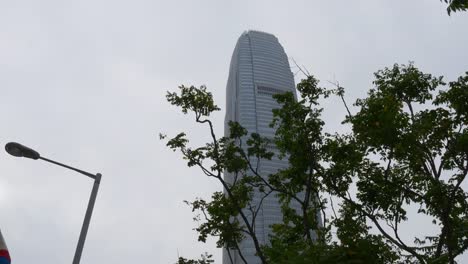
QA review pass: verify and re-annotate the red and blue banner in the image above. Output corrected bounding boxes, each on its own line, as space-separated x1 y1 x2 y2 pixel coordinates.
0 230 10 264
0 249 10 264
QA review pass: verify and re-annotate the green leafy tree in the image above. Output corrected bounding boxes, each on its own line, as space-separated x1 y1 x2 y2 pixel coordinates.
440 0 468 15
164 63 468 264
176 253 214 264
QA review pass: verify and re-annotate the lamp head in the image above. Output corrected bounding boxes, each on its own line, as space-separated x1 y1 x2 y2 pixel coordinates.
5 142 40 160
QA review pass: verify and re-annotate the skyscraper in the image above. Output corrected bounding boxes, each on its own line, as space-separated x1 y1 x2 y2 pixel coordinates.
223 30 299 264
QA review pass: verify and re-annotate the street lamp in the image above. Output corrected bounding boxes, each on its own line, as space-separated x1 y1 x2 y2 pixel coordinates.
5 142 101 264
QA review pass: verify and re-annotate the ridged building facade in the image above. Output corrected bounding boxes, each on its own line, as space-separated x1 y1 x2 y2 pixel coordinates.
223 31 299 264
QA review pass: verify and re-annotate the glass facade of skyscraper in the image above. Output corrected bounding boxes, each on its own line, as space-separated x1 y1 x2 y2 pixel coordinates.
223 30 299 264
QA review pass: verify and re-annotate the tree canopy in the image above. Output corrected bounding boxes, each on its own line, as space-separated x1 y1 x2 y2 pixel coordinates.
163 63 468 264
441 0 468 14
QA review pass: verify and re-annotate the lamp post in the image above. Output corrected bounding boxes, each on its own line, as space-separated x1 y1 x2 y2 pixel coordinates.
5 142 101 264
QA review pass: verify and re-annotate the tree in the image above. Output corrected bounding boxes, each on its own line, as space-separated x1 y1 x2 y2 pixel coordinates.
440 0 468 15
176 253 214 264
163 63 468 263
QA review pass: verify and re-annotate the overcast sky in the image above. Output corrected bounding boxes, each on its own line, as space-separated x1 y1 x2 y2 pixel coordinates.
1 1 467 263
